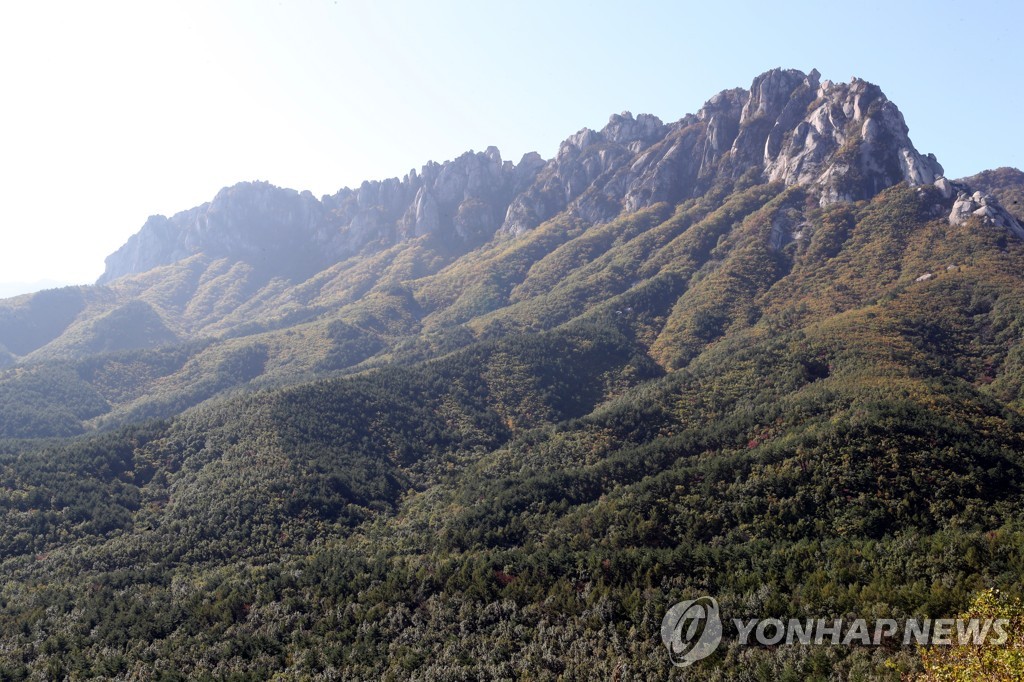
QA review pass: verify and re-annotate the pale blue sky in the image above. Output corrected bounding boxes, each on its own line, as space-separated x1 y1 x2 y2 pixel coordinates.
1 0 1021 289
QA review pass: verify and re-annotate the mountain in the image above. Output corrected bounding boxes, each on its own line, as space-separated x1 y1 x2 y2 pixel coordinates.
98 68 959 284
4 68 1022 435
0 68 1023 678
98 148 546 285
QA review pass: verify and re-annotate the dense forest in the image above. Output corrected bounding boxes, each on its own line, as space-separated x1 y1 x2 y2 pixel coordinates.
0 172 1023 679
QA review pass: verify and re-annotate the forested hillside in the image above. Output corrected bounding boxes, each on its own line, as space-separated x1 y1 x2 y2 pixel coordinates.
1 69 1023 678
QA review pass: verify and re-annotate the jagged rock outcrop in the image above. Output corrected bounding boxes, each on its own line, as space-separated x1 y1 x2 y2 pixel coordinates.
101 68 1021 283
100 183 333 284
498 68 950 236
958 167 1024 223
949 189 1024 238
501 110 715 235
320 146 542 248
760 70 944 204
500 112 673 235
101 149 544 283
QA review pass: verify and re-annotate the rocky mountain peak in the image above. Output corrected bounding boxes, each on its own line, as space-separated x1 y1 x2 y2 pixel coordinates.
740 67 814 126
601 111 667 148
101 151 546 283
697 88 745 122
499 68 955 236
99 68 1020 284
99 182 332 284
755 71 944 204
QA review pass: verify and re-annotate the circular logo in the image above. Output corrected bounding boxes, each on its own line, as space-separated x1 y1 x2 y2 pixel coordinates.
661 596 723 667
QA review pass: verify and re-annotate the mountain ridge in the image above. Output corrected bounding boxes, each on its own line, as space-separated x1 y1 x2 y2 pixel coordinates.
1 67 1022 436
98 68 1021 286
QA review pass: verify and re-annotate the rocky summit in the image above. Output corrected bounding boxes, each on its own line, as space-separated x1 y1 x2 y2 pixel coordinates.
98 148 545 284
99 67 1021 284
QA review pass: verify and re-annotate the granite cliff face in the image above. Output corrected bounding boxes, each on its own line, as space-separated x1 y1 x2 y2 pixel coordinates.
499 68 949 235
98 184 331 284
100 148 544 283
99 68 1019 284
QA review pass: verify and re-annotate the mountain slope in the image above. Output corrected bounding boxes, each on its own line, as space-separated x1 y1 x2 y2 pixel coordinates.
5 70 1022 438
2 184 1024 677
0 68 1022 677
